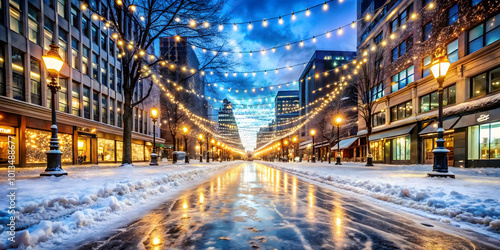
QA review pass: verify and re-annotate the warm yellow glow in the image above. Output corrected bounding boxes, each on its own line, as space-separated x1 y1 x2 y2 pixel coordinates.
305 8 311 16
218 24 224 31
183 126 188 134
310 129 316 136
199 134 203 140
42 56 64 73
323 2 329 10
431 56 450 79
151 107 158 119
336 117 342 124
129 5 136 11
190 20 196 27
278 16 284 25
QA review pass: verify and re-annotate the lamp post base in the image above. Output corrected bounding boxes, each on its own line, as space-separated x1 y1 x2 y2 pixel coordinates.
311 157 316 163
150 153 159 166
185 156 189 163
40 169 68 177
200 156 203 162
366 156 374 167
427 171 455 179
335 157 342 165
42 148 67 177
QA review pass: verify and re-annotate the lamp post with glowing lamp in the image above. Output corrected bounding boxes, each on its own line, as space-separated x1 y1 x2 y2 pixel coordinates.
310 129 316 163
428 49 454 178
182 126 189 163
198 134 203 162
149 107 159 166
292 135 298 162
41 42 67 176
335 117 342 165
217 141 221 162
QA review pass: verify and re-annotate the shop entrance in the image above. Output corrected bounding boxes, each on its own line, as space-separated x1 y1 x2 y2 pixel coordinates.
424 136 454 166
78 135 92 164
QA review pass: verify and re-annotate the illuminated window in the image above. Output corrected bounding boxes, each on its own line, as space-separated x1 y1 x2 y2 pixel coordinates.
12 49 25 101
72 81 80 116
28 6 39 44
392 135 410 161
448 5 458 25
391 65 414 92
468 122 500 159
30 58 41 105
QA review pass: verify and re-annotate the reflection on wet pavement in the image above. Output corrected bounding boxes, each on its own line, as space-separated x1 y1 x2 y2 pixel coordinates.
82 163 497 250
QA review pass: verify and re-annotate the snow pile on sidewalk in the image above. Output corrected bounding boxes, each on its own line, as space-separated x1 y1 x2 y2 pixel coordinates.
262 161 500 233
0 161 240 249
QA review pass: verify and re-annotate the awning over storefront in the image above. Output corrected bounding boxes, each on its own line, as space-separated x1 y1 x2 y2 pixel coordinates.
369 124 416 141
331 137 358 150
298 140 312 150
419 117 460 135
454 107 500 129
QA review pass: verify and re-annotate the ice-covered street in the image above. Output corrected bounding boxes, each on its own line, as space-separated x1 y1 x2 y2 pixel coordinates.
77 162 498 249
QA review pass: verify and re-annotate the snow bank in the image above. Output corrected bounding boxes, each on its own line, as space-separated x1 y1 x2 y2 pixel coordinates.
263 162 500 234
0 162 240 249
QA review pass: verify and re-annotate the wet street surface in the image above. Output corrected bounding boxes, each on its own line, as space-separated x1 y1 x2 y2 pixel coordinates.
81 162 499 249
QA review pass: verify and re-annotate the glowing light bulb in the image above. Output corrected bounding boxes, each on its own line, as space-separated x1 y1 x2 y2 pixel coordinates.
326 31 331 38
272 47 276 53
190 20 196 27
279 16 284 25
351 21 356 29
248 22 253 30
263 19 268 27
249 51 253 56
129 5 136 12
291 12 296 21
218 24 224 31
365 14 371 21
300 40 304 46
323 2 329 10
305 8 311 16
337 27 343 35
312 36 316 43
286 44 291 50
233 23 237 31
175 17 180 22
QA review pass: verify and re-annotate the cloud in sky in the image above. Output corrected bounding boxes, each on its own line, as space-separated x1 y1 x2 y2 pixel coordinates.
201 0 357 151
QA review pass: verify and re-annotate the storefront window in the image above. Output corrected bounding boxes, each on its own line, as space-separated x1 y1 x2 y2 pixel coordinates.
370 140 384 161
392 135 410 161
116 141 123 162
468 122 500 159
424 137 454 166
145 145 152 161
77 136 91 163
132 143 144 161
25 128 72 163
0 127 17 164
98 138 115 162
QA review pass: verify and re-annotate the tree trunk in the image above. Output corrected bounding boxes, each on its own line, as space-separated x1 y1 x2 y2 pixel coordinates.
122 103 133 165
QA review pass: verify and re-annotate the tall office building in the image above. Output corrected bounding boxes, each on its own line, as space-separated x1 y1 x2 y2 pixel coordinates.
275 90 299 132
218 99 243 150
0 0 162 167
355 0 500 167
255 120 276 150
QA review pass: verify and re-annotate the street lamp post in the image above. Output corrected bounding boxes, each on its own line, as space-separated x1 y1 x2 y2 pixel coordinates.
41 42 67 177
211 139 215 162
206 133 210 162
217 142 221 162
182 126 189 163
335 117 342 165
284 139 289 162
198 134 203 162
150 107 159 166
292 136 298 162
310 129 316 163
428 49 454 178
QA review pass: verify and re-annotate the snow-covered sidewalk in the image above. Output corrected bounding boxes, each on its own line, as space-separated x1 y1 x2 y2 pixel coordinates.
260 161 500 235
0 160 241 249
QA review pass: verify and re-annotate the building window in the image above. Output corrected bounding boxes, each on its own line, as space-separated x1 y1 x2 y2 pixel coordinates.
468 13 500 54
370 83 384 101
391 65 414 92
423 22 432 41
44 17 54 51
370 140 384 161
399 41 406 57
71 5 79 29
90 0 97 10
110 100 115 126
117 102 122 127
468 122 500 159
28 6 39 44
71 37 79 70
82 16 89 37
58 28 68 60
43 0 54 8
92 24 98 45
110 66 115 90
448 5 458 25
83 86 90 119
422 55 432 78
471 66 500 98
102 96 107 124
98 138 115 162
9 2 23 35
30 58 41 105
143 111 147 135
92 53 98 80
374 32 383 45
25 128 73 163
0 46 5 96
12 49 25 101
72 81 80 116
372 110 386 127
101 59 107 86
58 78 68 112
109 39 115 58
117 70 122 94
392 47 398 61
57 0 66 19
420 85 456 113
93 91 99 121
139 110 143 133
390 100 412 122
391 18 398 33
392 135 411 161
472 0 482 6
447 39 459 63
101 32 107 51
82 46 89 76
390 3 413 33
134 108 139 132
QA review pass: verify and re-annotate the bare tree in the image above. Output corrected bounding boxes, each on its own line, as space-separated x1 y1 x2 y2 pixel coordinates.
96 0 230 164
355 50 384 166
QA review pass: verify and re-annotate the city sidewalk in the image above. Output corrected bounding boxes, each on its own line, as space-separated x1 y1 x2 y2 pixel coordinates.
260 161 500 236
0 160 241 249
